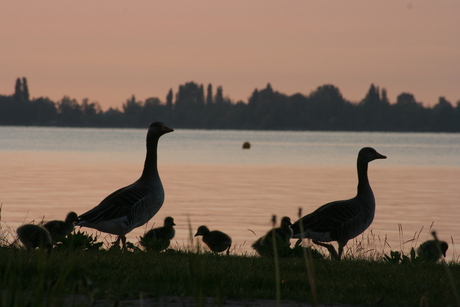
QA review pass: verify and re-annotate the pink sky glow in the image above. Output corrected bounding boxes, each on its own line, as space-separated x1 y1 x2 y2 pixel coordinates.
1 1 459 109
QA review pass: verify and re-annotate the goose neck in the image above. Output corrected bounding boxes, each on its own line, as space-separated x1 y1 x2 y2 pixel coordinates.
140 141 159 180
356 160 371 195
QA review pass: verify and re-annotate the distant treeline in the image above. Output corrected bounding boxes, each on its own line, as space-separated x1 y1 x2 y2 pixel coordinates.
1 77 459 132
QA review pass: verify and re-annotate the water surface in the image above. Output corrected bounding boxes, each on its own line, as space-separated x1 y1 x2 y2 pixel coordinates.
1 127 459 258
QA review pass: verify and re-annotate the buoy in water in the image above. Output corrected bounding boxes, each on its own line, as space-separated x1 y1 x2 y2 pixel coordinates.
242 142 251 149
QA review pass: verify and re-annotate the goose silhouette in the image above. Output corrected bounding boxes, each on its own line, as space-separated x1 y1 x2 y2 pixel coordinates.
43 211 78 244
77 122 173 249
140 216 176 251
291 147 386 260
195 225 232 255
252 216 293 256
417 239 448 262
17 224 53 251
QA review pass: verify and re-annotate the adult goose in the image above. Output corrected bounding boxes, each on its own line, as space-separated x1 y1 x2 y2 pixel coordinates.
17 224 53 251
140 216 176 251
77 122 173 249
252 216 293 257
291 147 386 260
194 225 232 255
43 211 78 244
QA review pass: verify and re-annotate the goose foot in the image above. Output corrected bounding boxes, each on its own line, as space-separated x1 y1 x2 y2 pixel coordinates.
313 240 340 260
112 235 127 251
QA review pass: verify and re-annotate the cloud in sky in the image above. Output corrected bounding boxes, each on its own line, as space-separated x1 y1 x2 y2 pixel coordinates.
1 1 459 109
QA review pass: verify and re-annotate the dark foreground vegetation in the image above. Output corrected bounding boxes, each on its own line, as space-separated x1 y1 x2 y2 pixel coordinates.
1 77 460 132
1 232 459 307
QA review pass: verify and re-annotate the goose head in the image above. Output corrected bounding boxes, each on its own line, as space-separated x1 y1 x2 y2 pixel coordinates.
280 216 292 228
440 241 449 257
65 211 79 224
194 225 210 237
164 216 176 227
358 147 386 164
147 122 174 145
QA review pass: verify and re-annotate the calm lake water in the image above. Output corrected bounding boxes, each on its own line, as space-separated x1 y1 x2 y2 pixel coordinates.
1 126 459 258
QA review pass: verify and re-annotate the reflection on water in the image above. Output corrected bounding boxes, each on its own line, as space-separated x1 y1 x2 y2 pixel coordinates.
1 126 460 166
0 127 459 258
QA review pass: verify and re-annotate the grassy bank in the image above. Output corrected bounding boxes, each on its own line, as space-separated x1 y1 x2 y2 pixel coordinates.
0 242 459 307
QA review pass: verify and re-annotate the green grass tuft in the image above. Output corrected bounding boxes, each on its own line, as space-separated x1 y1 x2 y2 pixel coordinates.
1 215 459 306
1 246 460 306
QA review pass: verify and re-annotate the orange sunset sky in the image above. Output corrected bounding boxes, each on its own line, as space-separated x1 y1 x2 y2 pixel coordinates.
1 1 459 109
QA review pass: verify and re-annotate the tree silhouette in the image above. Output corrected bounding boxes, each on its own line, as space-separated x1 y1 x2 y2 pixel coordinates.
358 84 390 130
122 95 144 127
12 77 30 102
166 89 173 110
57 96 83 126
286 93 311 129
81 98 102 126
206 84 213 105
22 77 30 101
215 86 224 105
13 78 22 102
432 97 456 131
33 97 58 125
1 78 459 132
174 82 206 127
308 84 348 130
391 93 429 131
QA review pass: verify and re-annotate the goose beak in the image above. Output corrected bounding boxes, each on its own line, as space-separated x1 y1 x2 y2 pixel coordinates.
162 125 174 133
375 152 387 159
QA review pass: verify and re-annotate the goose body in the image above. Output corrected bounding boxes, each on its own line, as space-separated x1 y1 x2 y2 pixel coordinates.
194 225 232 255
252 216 293 256
140 216 176 251
291 147 386 259
43 211 78 243
17 224 53 251
77 122 173 249
417 240 448 262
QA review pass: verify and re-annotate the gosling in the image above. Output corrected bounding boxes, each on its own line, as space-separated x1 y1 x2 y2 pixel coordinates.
17 224 53 251
252 216 293 257
140 216 176 251
194 225 232 255
417 240 448 262
43 211 78 244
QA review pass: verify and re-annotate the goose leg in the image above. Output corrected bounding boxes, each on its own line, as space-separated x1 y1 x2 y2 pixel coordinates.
112 235 127 250
338 242 346 260
112 236 121 247
313 240 340 260
226 244 231 256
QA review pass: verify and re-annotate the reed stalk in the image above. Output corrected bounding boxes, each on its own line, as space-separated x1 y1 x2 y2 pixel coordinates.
297 207 318 307
270 215 281 307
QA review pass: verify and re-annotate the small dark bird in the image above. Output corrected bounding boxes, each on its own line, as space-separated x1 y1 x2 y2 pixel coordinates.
242 142 251 149
252 216 293 257
17 224 53 251
194 225 232 255
140 216 176 251
291 147 386 260
43 211 78 244
77 122 173 250
417 240 449 262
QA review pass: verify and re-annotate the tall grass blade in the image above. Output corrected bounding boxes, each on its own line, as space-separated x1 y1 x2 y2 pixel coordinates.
432 231 460 307
297 207 318 307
